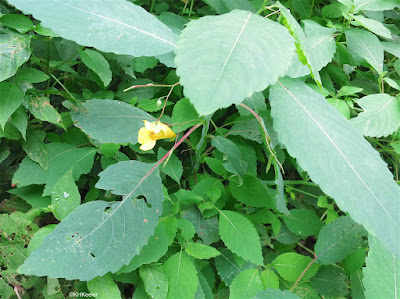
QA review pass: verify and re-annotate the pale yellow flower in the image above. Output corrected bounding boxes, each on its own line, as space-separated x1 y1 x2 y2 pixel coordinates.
138 120 176 151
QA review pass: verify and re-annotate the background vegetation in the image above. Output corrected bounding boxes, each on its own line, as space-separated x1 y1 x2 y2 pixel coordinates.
0 0 399 298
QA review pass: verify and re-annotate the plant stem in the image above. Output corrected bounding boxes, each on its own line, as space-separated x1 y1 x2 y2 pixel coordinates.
256 0 269 15
290 256 317 292
123 123 202 202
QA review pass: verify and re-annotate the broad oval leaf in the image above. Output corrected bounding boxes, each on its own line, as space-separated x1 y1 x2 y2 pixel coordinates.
352 15 392 40
71 99 155 144
87 274 122 299
314 216 367 264
252 289 300 299
350 94 400 137
8 0 177 57
163 252 198 299
18 161 163 280
303 20 336 72
219 210 263 265
0 30 31 82
229 269 264 299
13 143 96 196
140 265 168 299
175 9 295 115
363 235 400 299
354 0 400 13
270 78 400 259
345 28 383 74
271 252 320 282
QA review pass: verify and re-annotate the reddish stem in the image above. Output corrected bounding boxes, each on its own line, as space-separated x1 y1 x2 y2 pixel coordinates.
123 124 202 200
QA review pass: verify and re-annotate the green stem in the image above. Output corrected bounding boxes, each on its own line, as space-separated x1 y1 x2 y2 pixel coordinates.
296 242 316 256
150 0 156 13
50 74 78 104
124 124 202 202
256 0 269 15
193 115 211 172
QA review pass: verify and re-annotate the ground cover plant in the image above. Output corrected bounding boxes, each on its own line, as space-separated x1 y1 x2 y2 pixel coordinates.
0 0 400 298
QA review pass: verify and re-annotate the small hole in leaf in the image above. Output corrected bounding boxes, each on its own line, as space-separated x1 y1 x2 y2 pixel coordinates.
104 206 112 213
90 252 95 258
137 195 151 209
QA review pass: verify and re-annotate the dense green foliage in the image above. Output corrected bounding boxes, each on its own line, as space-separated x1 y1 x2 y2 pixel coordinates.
0 0 400 298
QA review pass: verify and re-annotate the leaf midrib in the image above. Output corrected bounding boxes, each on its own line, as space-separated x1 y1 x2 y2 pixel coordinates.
53 0 176 47
279 81 399 231
207 12 252 100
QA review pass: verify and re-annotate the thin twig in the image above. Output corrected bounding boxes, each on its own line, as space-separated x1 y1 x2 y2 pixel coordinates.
239 103 284 173
157 82 180 122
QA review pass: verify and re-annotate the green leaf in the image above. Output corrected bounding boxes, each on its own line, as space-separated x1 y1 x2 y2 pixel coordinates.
133 285 150 299
0 31 31 82
50 169 81 221
87 274 122 299
310 266 348 297
354 0 400 13
8 0 177 57
27 225 56 256
0 142 10 165
342 247 366 275
211 136 247 177
185 243 220 259
203 157 228 178
13 143 95 196
18 161 163 280
314 216 367 264
182 207 220 245
27 96 65 129
252 289 301 299
282 209 323 237
271 252 320 282
0 277 15 299
270 78 400 259
117 223 169 273
215 248 257 286
350 94 400 137
0 14 34 33
203 0 256 14
15 68 49 83
363 234 400 298
10 106 28 140
157 148 183 184
219 210 263 265
8 185 51 209
140 265 168 299
171 98 203 132
352 15 392 39
177 218 196 240
71 99 154 144
175 9 295 115
229 269 264 299
80 49 112 87
303 20 337 72
229 116 262 144
382 41 400 59
229 174 276 208
345 28 383 74
260 269 279 289
164 252 198 299
237 92 267 116
0 82 24 130
22 130 48 170
276 2 321 85
351 269 366 299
